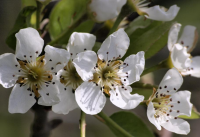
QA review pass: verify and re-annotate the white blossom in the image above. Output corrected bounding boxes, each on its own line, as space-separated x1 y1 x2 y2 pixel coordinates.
132 0 180 21
89 0 127 22
74 29 145 115
147 68 192 135
168 23 200 77
52 32 96 114
0 28 70 113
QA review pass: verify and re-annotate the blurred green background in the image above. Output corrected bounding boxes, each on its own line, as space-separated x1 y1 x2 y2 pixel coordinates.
0 0 200 137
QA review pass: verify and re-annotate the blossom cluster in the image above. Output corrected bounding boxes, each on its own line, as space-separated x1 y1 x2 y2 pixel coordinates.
0 0 198 136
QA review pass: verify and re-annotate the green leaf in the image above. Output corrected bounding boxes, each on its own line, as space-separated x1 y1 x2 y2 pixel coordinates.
6 6 36 50
131 88 152 101
179 107 200 119
125 16 152 36
110 111 155 137
124 20 175 59
131 82 156 100
92 42 101 52
21 0 36 7
49 0 90 44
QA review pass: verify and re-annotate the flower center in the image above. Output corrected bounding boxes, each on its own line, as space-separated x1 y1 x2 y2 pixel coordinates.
16 56 53 97
60 61 83 89
27 66 43 82
92 59 123 95
152 93 172 119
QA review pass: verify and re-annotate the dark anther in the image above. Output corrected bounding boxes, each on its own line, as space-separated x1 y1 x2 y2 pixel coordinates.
84 48 86 51
52 82 55 84
174 88 176 90
159 87 162 89
177 101 180 103
46 93 49 96
36 51 38 54
24 55 26 58
49 59 52 61
51 67 54 70
164 85 167 88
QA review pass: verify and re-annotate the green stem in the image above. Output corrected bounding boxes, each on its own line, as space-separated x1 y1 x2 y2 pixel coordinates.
48 14 88 46
127 0 137 12
36 1 42 32
108 3 132 35
80 111 86 137
98 112 132 137
141 58 170 76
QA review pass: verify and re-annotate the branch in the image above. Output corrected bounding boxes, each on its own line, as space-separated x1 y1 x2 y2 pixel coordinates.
30 104 62 137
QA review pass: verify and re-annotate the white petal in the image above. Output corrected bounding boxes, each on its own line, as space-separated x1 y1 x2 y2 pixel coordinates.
120 51 145 85
0 53 19 88
75 82 106 115
143 5 180 21
9 84 36 113
178 25 198 52
98 28 130 61
52 84 78 115
171 44 191 72
161 119 190 135
157 68 183 95
110 86 144 109
89 0 126 22
182 56 200 77
15 28 44 61
147 102 162 130
38 81 60 106
168 90 192 117
73 51 97 81
168 23 181 51
44 45 70 72
67 32 96 59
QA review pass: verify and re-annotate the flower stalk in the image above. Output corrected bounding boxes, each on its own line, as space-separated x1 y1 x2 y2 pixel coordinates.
97 112 133 137
108 3 131 35
36 1 42 32
80 111 86 137
141 58 170 76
